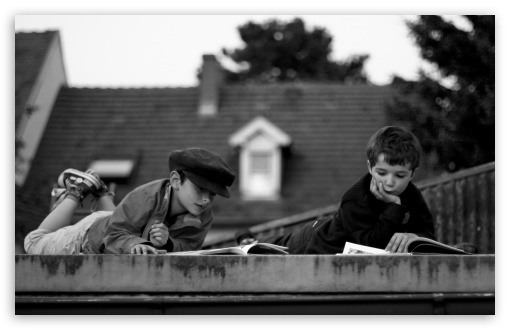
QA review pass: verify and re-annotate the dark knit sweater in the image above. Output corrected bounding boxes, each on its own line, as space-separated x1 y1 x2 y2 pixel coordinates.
302 173 437 254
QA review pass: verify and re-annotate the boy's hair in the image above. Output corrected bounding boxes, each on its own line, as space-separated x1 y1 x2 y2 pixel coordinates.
176 170 187 183
366 126 422 171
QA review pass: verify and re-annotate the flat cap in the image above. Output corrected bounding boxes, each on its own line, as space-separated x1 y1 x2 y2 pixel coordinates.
169 148 235 198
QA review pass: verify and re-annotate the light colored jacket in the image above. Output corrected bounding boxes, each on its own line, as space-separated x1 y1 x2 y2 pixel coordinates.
87 179 213 254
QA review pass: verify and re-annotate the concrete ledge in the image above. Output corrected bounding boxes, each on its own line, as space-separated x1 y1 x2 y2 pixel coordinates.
15 254 494 293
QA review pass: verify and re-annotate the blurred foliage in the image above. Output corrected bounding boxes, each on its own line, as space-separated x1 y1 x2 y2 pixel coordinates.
221 18 369 84
388 15 494 172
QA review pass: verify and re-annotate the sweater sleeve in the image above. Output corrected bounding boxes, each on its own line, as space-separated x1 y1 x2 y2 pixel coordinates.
341 198 409 249
103 189 155 254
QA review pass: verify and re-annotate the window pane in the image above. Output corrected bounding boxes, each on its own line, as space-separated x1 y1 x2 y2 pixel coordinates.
250 152 271 174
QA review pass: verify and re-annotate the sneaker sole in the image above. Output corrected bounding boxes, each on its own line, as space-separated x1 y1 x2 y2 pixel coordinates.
57 169 102 190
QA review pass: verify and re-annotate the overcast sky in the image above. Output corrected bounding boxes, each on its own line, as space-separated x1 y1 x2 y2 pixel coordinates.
14 14 471 88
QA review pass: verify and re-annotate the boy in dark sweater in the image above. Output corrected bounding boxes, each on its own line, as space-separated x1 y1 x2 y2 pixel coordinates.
237 126 436 254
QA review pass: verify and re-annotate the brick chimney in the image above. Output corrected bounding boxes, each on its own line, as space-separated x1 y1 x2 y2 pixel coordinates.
198 54 223 116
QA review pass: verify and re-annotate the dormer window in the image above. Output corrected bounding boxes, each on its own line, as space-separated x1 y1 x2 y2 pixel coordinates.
229 116 291 200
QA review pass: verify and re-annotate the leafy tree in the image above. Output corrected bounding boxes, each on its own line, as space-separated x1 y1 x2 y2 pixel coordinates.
388 15 494 172
221 18 369 83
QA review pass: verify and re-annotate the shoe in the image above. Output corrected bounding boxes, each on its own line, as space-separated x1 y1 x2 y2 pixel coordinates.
84 169 109 197
57 169 102 202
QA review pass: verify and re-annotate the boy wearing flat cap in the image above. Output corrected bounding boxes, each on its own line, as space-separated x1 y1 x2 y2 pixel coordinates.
24 148 235 255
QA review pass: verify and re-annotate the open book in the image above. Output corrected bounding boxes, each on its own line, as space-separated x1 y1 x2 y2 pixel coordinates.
341 242 390 255
340 237 471 255
167 242 289 256
404 237 471 255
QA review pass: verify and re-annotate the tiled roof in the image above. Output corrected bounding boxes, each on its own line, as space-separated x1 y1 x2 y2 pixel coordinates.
19 83 393 234
15 31 57 128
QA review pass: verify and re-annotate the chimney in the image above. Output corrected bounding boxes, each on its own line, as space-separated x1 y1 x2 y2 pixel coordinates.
198 54 223 116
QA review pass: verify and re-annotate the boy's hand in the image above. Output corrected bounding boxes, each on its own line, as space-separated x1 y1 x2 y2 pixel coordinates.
130 244 166 255
149 220 169 248
370 177 401 205
385 233 418 253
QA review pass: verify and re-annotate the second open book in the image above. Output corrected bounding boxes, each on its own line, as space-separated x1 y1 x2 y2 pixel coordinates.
340 237 471 255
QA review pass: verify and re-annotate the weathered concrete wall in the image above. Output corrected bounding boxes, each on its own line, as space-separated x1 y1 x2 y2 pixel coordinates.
15 254 494 293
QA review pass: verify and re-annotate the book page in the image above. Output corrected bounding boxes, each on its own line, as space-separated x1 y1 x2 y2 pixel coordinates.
254 242 289 250
405 237 470 255
166 247 243 255
341 242 390 255
167 243 289 256
241 242 289 255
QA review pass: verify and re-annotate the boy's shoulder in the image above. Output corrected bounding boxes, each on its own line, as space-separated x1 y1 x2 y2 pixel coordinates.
341 173 372 204
130 178 170 195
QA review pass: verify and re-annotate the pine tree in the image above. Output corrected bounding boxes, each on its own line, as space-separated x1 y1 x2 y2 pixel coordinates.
388 15 494 172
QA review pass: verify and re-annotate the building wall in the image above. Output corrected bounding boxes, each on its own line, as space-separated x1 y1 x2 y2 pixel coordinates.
16 33 67 186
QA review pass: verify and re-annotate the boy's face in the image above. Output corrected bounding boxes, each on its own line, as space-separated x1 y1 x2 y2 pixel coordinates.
368 153 415 196
174 178 216 216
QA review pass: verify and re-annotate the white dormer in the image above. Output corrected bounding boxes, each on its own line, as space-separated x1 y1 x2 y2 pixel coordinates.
229 116 291 200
